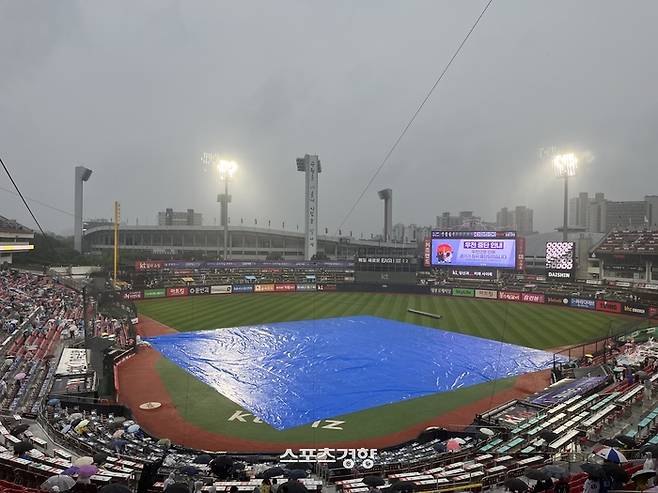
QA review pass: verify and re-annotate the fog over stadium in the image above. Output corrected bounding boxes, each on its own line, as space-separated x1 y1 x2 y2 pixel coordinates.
1 1 657 236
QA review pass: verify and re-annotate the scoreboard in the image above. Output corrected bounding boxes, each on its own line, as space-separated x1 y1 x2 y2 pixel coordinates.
355 257 418 272
426 231 520 270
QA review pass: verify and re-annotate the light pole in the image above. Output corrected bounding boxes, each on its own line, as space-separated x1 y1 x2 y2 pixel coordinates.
202 153 238 260
553 153 578 242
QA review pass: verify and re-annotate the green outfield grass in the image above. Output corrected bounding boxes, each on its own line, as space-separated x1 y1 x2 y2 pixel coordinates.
135 292 641 444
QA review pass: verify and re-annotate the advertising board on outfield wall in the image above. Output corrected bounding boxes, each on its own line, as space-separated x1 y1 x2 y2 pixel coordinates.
275 284 296 292
166 287 188 297
254 284 275 293
499 291 521 301
232 284 253 293
546 294 569 306
569 298 595 310
430 287 452 296
317 284 337 291
296 284 317 292
475 289 498 299
211 285 232 294
188 286 210 296
595 300 622 313
452 288 475 297
623 303 648 316
521 293 545 304
121 291 144 300
143 288 165 298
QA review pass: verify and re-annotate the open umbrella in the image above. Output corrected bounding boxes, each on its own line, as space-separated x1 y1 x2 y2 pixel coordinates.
446 438 461 452
260 467 285 479
389 481 415 493
69 413 83 421
504 478 528 492
77 465 98 478
157 438 172 448
106 421 122 431
287 469 308 480
363 477 386 487
41 475 76 492
210 456 234 478
112 429 125 439
193 454 212 464
180 465 199 476
14 372 26 380
73 456 94 466
47 398 61 407
93 452 108 465
122 420 135 427
74 420 89 434
479 428 495 437
636 371 649 379
113 416 126 424
164 483 192 493
598 438 621 447
643 445 658 457
541 465 567 480
433 442 447 453
127 424 140 433
602 463 630 483
10 424 29 436
615 435 636 448
61 467 79 477
632 470 656 483
525 469 550 481
596 447 628 464
581 463 604 478
278 481 309 493
416 427 445 444
100 485 132 493
14 441 34 455
539 431 559 443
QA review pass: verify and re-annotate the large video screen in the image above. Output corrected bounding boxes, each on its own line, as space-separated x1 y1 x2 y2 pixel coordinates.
545 241 575 270
430 231 517 269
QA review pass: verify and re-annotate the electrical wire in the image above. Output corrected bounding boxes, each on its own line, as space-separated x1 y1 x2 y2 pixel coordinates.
0 155 49 236
336 0 494 234
0 185 74 217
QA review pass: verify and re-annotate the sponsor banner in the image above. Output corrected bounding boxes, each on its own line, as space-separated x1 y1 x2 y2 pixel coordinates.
211 285 232 294
521 292 545 304
622 302 648 316
547 270 573 280
121 291 144 301
569 298 595 310
143 288 166 298
430 287 452 296
530 376 608 407
356 257 411 265
448 267 496 279
166 287 188 297
296 284 317 292
475 289 498 299
546 294 569 306
586 279 603 285
232 284 253 293
516 236 526 271
254 284 275 293
595 300 622 314
188 285 211 296
423 238 431 268
274 283 296 292
317 284 337 291
613 281 631 288
452 288 475 297
135 260 165 271
499 291 521 301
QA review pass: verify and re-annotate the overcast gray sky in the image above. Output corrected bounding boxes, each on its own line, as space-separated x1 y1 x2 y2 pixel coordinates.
1 0 657 237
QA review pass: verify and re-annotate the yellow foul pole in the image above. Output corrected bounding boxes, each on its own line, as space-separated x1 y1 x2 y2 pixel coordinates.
113 201 120 289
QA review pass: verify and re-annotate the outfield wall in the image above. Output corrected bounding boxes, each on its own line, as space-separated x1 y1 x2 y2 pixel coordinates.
123 282 658 319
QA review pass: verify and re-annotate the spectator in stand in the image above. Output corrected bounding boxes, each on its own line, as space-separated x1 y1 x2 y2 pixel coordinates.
271 479 278 493
583 475 600 493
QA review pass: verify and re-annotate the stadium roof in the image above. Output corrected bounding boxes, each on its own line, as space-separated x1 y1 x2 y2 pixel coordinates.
0 215 33 235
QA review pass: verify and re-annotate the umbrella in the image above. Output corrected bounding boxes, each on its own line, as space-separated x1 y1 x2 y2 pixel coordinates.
112 429 125 439
127 424 140 433
74 420 90 434
636 371 649 379
633 470 656 482
585 354 593 358
210 456 234 478
14 372 26 380
69 413 83 421
180 465 199 476
479 427 495 437
261 467 285 479
599 438 622 447
433 442 447 453
278 481 309 493
122 420 135 427
580 463 604 478
615 435 636 448
416 427 445 444
157 438 172 448
525 469 550 481
390 481 415 493
41 475 76 492
74 456 94 466
193 454 212 464
110 439 127 450
10 424 29 436
363 477 386 487
643 445 658 457
446 438 461 452
61 467 79 477
47 398 61 407
596 447 628 464
93 452 108 465
287 469 308 480
106 421 122 431
77 465 98 478
539 431 559 443
541 465 567 479
70 418 82 429
100 485 132 493
14 441 34 455
602 463 630 483
164 483 192 493
503 478 528 492
113 416 126 424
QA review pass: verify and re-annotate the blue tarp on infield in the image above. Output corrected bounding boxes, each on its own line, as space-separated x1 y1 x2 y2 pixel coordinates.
146 316 564 430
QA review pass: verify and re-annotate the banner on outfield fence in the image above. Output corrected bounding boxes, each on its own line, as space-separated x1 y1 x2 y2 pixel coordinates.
255 284 275 293
122 291 144 300
211 285 232 294
275 283 296 292
499 291 521 301
296 284 317 292
317 284 337 291
166 287 188 297
188 286 210 296
143 288 165 298
546 294 569 306
595 300 622 314
475 289 498 299
431 287 452 296
521 293 545 304
232 284 253 293
569 298 595 310
452 288 475 297
623 302 648 316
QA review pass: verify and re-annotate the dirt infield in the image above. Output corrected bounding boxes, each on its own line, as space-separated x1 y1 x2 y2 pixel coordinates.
117 316 551 452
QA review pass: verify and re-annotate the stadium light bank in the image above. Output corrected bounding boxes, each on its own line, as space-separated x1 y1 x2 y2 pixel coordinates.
202 153 238 260
553 153 578 242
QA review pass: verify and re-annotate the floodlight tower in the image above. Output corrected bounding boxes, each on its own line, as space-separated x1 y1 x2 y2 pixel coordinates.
74 166 92 252
202 153 238 260
378 189 392 243
296 154 321 260
553 153 578 241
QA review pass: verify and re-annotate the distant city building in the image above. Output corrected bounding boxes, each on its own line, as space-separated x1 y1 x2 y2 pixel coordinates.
435 211 493 231
495 205 534 234
0 215 34 264
569 193 656 233
391 223 432 243
157 208 202 227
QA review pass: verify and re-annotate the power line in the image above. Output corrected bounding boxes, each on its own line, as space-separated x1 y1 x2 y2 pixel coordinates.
336 0 494 234
0 155 48 237
0 185 74 217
